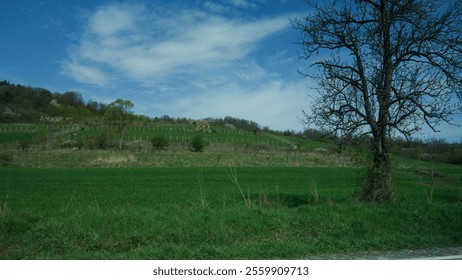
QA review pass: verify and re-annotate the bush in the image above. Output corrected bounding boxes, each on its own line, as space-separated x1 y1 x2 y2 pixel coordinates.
19 140 30 152
253 142 270 153
60 140 78 149
0 153 13 167
95 129 112 149
151 134 169 150
190 134 205 152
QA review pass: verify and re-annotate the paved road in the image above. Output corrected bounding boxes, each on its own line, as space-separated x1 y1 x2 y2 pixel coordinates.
310 247 462 260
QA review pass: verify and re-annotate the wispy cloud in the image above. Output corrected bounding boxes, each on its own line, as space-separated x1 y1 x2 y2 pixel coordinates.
61 1 306 131
62 2 290 86
137 80 309 131
228 0 259 9
61 61 109 86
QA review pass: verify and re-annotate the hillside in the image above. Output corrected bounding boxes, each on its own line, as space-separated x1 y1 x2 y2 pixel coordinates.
1 80 461 166
0 81 106 123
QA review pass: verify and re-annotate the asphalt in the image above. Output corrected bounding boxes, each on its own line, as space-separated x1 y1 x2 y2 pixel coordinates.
309 247 462 260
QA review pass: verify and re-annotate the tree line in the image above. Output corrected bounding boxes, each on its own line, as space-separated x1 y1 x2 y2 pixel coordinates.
0 81 268 135
0 80 106 123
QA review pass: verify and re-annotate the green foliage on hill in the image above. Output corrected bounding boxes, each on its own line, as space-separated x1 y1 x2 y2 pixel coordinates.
0 80 106 123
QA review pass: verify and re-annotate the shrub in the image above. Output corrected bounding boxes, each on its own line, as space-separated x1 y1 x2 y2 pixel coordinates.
151 134 169 150
190 134 205 152
95 129 112 149
19 140 30 152
0 153 13 167
253 142 270 153
60 140 78 149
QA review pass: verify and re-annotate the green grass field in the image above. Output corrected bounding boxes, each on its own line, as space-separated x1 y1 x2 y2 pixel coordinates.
1 165 461 259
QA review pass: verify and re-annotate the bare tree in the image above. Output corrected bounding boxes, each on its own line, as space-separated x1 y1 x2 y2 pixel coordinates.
293 0 462 201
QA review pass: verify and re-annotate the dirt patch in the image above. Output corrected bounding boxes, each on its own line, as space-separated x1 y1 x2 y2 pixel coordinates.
94 154 136 165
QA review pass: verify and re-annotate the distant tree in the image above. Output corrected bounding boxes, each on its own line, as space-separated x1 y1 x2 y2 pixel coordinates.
0 80 11 86
60 91 84 107
293 0 462 201
104 99 134 149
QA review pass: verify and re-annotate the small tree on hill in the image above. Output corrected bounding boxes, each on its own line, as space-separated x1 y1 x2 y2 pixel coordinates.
104 99 134 150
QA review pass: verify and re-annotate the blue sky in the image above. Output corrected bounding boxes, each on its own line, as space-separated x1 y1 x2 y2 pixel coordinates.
1 0 461 141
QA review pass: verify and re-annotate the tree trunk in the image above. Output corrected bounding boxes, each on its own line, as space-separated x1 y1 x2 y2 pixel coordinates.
362 137 394 202
118 128 125 150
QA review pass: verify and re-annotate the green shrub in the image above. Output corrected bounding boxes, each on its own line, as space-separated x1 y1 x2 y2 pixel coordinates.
95 129 112 149
151 135 169 150
0 153 13 167
19 140 30 152
253 142 270 153
190 134 205 152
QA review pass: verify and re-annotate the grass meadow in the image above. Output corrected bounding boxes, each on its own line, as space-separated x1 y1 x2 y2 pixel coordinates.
1 165 461 259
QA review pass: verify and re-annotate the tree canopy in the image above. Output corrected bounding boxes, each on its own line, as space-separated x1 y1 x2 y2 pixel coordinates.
104 99 135 149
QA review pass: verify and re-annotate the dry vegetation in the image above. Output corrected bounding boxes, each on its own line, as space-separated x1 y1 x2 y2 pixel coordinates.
4 141 353 168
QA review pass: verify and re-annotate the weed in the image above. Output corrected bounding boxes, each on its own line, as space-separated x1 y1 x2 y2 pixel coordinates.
419 167 437 204
0 192 9 217
310 178 319 204
454 176 462 204
196 174 208 209
257 186 283 208
226 164 250 208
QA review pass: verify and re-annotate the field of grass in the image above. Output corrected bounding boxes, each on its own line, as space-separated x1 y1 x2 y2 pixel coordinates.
1 165 461 259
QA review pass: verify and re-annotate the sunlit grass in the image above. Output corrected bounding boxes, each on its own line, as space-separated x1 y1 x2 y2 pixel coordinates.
1 166 461 259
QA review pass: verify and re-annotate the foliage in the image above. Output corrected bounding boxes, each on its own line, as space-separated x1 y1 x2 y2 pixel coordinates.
150 134 169 150
206 116 261 132
104 99 134 149
19 139 30 152
0 153 13 167
0 81 106 123
85 129 113 150
190 134 205 152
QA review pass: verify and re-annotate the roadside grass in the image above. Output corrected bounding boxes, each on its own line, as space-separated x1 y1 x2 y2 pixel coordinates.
1 166 461 259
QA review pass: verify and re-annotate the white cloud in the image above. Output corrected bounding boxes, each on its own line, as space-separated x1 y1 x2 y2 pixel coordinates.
228 0 259 9
203 1 231 13
61 61 108 86
88 4 139 35
61 2 307 131
138 79 309 131
63 3 290 86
